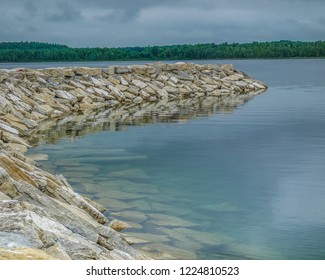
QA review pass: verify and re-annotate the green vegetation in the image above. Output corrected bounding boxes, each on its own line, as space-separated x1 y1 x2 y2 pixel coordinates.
0 40 324 62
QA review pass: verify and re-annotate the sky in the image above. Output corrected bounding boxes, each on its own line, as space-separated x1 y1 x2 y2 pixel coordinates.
1 0 325 47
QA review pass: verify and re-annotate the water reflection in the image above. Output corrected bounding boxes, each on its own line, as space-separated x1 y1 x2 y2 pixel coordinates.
28 92 261 146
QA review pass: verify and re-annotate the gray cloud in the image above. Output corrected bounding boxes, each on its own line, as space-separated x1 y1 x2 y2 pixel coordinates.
0 0 324 47
46 0 82 22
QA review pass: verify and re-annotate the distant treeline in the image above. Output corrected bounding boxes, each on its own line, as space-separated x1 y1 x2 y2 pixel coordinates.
0 40 325 62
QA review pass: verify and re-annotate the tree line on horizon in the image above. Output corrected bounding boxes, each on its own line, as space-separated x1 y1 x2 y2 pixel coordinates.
0 40 324 62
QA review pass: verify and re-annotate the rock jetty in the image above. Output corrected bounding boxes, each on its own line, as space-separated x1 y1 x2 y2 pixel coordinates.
0 62 267 260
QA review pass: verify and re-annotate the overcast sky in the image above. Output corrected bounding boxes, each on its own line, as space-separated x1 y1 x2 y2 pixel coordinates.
1 0 325 47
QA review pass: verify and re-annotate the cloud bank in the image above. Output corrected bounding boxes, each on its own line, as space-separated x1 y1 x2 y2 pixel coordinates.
1 0 324 47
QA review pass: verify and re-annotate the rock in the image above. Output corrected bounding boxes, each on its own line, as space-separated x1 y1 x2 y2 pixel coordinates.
0 72 9 82
112 210 148 223
148 213 198 228
27 154 49 161
132 80 147 89
253 81 267 89
0 248 57 260
108 85 125 100
0 155 37 187
0 191 10 200
44 243 71 260
108 76 121 85
114 66 130 74
157 88 169 99
74 67 102 76
124 232 170 243
0 181 20 198
61 69 75 77
109 219 129 232
93 87 112 99
139 242 197 260
219 64 234 71
133 96 143 104
120 77 129 86
90 77 107 86
34 104 54 116
176 71 194 81
163 85 178 94
0 167 10 184
55 90 78 104
0 122 19 135
5 143 28 153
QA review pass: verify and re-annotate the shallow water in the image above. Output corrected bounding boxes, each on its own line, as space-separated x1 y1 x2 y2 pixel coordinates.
28 59 325 259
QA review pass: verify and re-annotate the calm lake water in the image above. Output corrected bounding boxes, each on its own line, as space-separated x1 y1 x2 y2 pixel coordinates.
27 59 325 259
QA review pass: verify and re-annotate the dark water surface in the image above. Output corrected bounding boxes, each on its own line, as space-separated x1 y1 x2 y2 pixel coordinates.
28 59 325 259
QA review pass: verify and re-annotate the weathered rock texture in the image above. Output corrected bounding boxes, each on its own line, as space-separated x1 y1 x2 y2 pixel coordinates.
0 62 267 259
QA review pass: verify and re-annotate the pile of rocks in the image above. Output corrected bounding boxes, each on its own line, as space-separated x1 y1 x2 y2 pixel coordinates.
0 62 267 259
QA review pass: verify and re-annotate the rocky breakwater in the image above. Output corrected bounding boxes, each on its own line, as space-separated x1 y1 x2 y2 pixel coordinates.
0 62 267 260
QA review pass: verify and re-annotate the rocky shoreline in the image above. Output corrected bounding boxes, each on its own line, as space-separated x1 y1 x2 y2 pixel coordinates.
0 62 267 260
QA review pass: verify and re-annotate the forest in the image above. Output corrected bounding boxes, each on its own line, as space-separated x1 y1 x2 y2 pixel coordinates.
0 40 324 62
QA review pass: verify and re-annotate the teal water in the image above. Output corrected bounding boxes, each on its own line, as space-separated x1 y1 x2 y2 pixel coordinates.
28 59 325 259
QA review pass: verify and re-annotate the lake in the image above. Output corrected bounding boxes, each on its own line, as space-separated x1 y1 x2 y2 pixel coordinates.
27 59 325 259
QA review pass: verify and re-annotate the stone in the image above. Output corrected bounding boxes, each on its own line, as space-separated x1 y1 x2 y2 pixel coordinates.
0 155 37 187
62 69 75 77
0 72 9 82
44 243 72 260
0 167 10 185
73 67 102 76
148 213 198 228
116 84 129 92
132 80 147 89
108 75 121 85
93 87 111 99
90 77 107 86
139 242 197 260
253 81 267 89
0 122 19 135
114 66 131 74
84 197 106 213
119 76 129 86
27 154 49 161
34 104 54 116
109 219 129 232
0 248 57 260
69 80 86 90
163 86 178 94
127 86 140 95
55 90 78 104
5 143 28 153
108 85 125 100
0 191 10 200
124 232 170 244
169 76 179 84
133 96 143 104
219 64 234 71
157 88 169 99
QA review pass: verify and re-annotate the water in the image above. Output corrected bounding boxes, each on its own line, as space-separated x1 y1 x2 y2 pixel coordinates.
27 59 325 259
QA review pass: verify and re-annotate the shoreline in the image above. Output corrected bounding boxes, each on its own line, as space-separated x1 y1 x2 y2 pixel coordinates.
1 57 324 70
0 62 267 260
